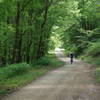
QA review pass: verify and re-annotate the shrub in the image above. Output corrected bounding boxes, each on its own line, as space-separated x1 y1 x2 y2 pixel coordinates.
0 63 31 80
94 68 100 82
32 54 60 67
86 41 100 57
83 40 100 83
33 57 52 66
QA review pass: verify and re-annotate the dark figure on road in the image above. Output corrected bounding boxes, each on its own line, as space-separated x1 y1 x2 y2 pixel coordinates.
70 53 74 64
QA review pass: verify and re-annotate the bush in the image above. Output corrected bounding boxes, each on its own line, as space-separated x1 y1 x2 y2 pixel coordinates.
83 40 100 83
94 68 100 82
33 57 52 66
32 54 62 67
0 63 31 80
93 57 100 66
86 41 100 57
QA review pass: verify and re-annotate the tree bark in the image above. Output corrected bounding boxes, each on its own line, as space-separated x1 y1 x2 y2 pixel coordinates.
12 2 22 63
37 0 50 59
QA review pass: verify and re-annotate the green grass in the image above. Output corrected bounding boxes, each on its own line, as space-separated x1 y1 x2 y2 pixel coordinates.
82 41 100 83
0 54 64 96
94 67 100 83
83 56 100 83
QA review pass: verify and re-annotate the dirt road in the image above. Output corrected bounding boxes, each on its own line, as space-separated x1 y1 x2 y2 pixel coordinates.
2 50 100 100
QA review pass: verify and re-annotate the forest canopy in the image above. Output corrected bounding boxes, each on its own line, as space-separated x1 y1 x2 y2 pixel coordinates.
0 0 100 67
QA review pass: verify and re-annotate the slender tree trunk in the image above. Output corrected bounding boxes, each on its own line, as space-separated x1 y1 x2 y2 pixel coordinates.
37 0 49 59
12 2 22 63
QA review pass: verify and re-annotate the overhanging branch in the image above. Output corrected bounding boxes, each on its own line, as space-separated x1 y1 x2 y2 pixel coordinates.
21 0 32 11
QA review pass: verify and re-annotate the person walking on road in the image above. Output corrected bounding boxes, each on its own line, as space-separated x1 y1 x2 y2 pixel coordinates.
70 53 74 64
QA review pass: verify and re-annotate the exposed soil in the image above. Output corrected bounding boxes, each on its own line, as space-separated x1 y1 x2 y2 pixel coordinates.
2 50 100 100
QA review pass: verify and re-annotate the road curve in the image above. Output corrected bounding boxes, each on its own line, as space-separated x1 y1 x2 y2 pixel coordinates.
2 50 100 100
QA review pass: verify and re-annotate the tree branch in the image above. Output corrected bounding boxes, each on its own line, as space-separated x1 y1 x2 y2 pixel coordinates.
21 0 32 11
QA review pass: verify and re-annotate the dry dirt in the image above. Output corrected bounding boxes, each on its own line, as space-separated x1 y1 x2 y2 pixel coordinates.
2 50 100 100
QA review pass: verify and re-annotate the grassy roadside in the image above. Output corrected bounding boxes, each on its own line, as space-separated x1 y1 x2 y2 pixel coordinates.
82 56 100 83
0 54 65 96
80 41 100 83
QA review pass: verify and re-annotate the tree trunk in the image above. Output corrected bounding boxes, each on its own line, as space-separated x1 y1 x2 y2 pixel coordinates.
37 0 49 59
12 2 22 63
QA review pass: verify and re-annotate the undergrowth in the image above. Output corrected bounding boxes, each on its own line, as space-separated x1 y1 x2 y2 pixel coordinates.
83 41 100 83
0 54 64 96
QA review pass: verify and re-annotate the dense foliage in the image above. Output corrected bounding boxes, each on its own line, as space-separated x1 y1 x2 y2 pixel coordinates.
0 0 100 95
0 0 55 66
50 0 100 57
50 0 100 82
0 0 100 71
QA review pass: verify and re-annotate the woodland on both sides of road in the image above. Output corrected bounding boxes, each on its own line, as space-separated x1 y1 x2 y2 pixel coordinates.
0 0 100 94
